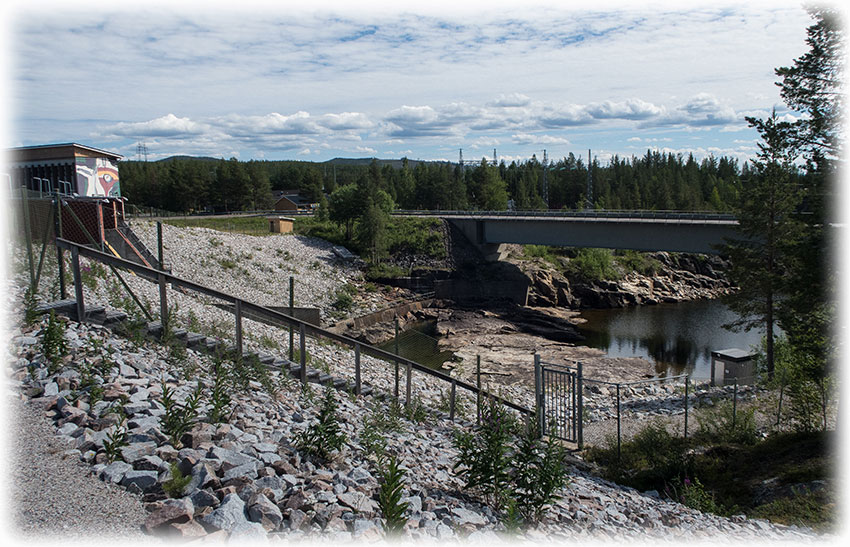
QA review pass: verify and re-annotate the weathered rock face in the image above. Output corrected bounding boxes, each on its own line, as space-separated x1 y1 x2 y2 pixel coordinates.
520 251 732 310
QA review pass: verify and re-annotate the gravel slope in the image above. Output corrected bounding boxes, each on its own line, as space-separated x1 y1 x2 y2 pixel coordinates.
7 395 154 542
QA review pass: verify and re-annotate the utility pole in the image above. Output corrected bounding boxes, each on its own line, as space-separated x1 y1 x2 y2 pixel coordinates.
586 148 593 209
542 149 549 208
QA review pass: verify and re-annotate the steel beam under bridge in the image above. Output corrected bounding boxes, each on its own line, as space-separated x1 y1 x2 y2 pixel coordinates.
439 212 739 255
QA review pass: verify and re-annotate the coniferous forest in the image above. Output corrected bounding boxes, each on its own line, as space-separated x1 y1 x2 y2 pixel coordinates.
118 149 780 214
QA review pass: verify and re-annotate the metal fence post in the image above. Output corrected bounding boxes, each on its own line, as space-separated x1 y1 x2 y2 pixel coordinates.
732 378 738 429
299 322 307 385
21 186 35 289
234 299 243 358
405 361 413 407
157 221 164 269
577 361 584 449
394 316 400 400
55 197 66 299
476 355 482 426
70 246 85 322
354 343 361 396
158 273 168 333
289 276 294 361
684 377 689 440
449 379 457 421
534 354 544 438
616 382 622 462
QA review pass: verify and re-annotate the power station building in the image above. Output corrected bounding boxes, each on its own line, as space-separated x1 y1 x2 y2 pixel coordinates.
5 143 123 197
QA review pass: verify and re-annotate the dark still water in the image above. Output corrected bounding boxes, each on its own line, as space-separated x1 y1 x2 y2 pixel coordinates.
576 299 766 380
377 321 455 370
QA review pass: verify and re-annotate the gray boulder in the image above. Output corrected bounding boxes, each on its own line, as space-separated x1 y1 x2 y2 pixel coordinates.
201 493 249 532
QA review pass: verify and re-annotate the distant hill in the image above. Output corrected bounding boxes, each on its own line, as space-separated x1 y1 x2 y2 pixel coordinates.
154 155 221 163
121 156 456 168
322 157 453 169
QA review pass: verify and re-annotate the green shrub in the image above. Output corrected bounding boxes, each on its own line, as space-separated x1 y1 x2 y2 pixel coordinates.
566 248 620 282
694 400 759 445
665 476 723 514
365 262 407 280
163 462 192 498
377 454 409 536
332 286 355 311
452 397 517 510
42 310 67 374
453 400 570 524
103 424 128 463
23 287 39 326
161 381 202 448
207 358 233 424
296 385 347 461
584 420 690 492
510 418 570 523
615 250 660 276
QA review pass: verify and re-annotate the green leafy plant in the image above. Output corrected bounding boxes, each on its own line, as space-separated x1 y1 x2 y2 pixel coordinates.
665 476 722 514
377 454 409 537
501 496 524 535
208 358 233 424
161 380 202 448
452 396 516 510
42 309 68 374
163 462 193 498
694 399 759 445
566 247 621 282
510 418 570 524
23 286 39 326
103 423 128 463
360 402 404 460
296 385 347 461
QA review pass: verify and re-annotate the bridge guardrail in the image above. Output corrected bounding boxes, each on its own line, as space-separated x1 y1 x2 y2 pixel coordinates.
392 209 737 222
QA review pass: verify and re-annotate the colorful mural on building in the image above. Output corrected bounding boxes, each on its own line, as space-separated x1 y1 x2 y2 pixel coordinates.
76 157 120 197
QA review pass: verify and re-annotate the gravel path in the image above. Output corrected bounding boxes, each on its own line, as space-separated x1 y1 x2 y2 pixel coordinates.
7 394 155 542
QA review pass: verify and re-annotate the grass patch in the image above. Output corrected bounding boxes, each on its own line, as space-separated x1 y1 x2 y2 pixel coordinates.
294 216 446 260
164 216 269 235
584 423 836 530
614 249 661 276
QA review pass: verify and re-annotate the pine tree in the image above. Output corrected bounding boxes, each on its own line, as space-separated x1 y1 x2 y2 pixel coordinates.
722 111 802 379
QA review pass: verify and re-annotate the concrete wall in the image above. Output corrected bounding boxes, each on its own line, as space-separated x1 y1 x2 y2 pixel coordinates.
434 278 528 306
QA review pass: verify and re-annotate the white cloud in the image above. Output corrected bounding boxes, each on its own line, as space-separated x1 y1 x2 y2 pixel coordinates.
8 3 813 163
586 98 664 120
104 114 207 138
489 93 532 108
511 133 571 146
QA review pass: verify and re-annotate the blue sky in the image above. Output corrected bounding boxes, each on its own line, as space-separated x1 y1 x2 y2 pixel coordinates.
1 0 820 166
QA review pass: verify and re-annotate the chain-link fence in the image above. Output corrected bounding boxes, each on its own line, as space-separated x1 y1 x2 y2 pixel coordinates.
582 374 689 451
580 369 838 458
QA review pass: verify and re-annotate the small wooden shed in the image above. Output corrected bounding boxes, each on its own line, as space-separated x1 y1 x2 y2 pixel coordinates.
268 216 294 234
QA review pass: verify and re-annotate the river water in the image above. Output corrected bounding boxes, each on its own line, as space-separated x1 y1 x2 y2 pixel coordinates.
576 299 766 380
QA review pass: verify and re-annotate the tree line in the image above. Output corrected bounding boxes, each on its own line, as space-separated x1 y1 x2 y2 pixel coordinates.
118 148 766 215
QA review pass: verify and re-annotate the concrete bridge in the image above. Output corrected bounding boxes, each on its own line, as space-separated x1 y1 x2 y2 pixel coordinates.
394 210 739 259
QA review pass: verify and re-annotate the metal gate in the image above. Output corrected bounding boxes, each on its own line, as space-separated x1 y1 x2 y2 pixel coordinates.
534 355 583 446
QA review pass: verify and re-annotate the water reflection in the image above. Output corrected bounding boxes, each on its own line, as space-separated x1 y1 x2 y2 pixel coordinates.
577 299 766 380
377 321 455 370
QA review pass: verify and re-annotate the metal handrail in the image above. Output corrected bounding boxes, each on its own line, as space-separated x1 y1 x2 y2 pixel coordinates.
55 237 532 416
393 209 738 222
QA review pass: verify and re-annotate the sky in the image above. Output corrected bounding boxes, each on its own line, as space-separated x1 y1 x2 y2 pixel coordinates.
0 0 825 166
